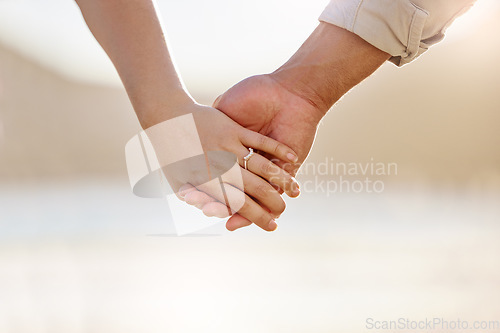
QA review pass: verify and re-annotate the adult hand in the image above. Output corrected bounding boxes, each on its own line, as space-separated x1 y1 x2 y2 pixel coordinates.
143 102 300 232
180 23 390 231
180 74 324 230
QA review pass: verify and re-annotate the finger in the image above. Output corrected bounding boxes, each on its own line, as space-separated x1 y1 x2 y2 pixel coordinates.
194 177 241 217
220 183 278 232
178 184 197 200
239 169 287 218
241 148 300 198
225 214 252 231
216 162 286 218
182 187 266 229
213 157 287 218
190 164 287 221
183 189 231 217
202 201 232 218
177 182 230 217
273 158 301 178
184 189 217 209
240 130 298 165
197 165 288 221
183 161 280 231
188 170 281 230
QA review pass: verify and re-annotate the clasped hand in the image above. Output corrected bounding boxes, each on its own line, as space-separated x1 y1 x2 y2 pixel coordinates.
145 99 302 232
172 75 323 231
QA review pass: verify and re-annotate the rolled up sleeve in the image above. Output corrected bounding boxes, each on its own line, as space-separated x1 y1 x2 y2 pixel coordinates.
319 0 476 66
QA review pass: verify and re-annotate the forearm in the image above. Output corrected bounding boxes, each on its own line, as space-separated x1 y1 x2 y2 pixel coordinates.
76 0 192 128
270 22 390 116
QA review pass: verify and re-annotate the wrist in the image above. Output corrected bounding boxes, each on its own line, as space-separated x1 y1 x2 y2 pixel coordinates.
269 65 339 119
270 23 349 116
270 23 390 117
134 90 195 129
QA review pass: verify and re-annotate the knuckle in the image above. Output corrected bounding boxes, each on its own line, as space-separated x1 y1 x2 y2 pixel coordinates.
258 135 268 148
260 161 273 175
273 142 281 156
239 200 251 214
276 170 291 183
257 213 272 227
269 169 289 187
254 183 271 199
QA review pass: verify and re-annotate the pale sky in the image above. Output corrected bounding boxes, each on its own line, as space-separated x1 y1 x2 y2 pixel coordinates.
0 0 497 95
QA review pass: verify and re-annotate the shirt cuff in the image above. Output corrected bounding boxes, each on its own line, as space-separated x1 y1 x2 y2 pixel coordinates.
319 0 476 66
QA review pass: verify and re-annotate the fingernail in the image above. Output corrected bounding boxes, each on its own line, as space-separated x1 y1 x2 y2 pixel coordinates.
268 219 278 231
213 95 222 107
287 153 298 163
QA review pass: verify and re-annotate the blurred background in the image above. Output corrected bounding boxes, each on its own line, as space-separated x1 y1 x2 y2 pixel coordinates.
0 0 499 332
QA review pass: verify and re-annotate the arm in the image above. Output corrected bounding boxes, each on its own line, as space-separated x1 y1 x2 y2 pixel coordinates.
271 22 390 118
182 23 390 230
190 0 475 229
75 0 190 127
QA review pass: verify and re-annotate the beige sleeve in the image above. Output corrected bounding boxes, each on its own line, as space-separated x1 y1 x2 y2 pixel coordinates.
319 0 476 66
